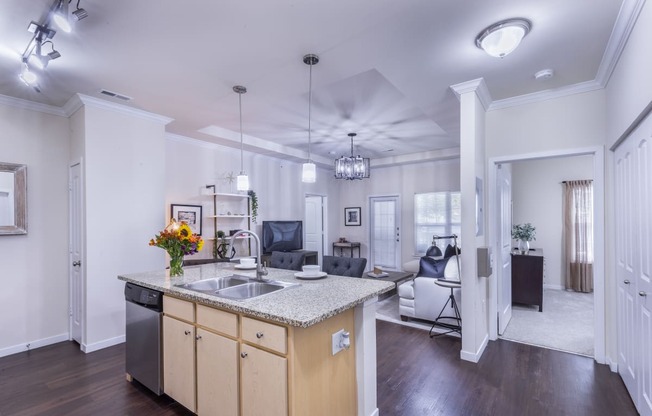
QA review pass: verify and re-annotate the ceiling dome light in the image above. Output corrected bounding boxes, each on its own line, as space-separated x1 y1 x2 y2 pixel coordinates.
476 18 531 58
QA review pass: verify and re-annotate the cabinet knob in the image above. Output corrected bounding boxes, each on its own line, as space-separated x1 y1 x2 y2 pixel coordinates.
624 279 630 285
241 352 248 358
72 260 81 267
184 330 191 335
196 335 202 340
256 332 264 339
640 291 648 297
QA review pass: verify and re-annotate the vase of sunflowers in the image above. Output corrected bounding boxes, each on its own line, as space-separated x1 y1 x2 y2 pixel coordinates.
149 219 204 276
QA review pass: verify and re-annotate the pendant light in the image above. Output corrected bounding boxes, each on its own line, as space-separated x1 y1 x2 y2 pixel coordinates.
334 133 370 180
302 54 319 183
234 85 249 191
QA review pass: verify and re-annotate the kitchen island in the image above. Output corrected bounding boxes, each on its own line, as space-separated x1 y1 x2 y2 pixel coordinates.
118 262 393 416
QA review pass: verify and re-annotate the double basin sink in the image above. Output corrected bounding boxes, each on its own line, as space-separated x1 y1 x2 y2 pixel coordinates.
175 275 298 300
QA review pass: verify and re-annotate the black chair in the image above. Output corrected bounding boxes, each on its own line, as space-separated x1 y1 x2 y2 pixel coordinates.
322 255 367 277
269 251 306 271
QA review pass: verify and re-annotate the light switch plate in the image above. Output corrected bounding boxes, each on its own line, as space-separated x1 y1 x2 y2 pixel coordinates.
332 329 345 355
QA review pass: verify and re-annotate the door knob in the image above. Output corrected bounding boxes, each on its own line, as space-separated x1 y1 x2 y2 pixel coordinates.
72 260 81 267
624 279 630 285
640 291 648 297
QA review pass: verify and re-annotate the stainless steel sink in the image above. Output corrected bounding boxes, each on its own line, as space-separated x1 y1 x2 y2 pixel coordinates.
175 275 250 293
175 276 298 300
216 281 298 300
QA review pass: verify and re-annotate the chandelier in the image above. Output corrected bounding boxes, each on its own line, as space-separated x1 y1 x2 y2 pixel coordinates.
334 133 370 180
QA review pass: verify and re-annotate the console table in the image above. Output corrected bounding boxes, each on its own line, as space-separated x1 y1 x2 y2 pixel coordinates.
261 249 318 266
511 248 544 312
332 242 361 257
363 270 413 300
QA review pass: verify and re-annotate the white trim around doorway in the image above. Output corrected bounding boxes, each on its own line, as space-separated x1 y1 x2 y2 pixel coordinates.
487 146 605 365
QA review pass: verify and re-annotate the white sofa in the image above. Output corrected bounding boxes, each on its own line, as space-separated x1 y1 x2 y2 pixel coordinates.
398 256 462 322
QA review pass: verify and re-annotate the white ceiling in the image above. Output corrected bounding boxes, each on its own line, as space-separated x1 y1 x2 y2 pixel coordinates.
0 0 629 164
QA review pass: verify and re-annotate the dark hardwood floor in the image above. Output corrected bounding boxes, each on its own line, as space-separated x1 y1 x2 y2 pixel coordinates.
0 320 637 416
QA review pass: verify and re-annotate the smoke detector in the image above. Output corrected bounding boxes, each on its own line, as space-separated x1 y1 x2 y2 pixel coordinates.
534 69 554 81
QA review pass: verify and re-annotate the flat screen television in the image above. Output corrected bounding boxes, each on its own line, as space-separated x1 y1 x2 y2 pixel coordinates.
262 220 303 253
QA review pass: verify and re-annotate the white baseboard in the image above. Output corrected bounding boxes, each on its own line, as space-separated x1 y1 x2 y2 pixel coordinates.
0 333 70 358
543 284 565 290
81 335 125 353
367 408 379 416
607 356 618 372
460 333 489 363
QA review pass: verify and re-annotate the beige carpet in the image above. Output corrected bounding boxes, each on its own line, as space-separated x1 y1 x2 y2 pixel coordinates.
376 289 593 353
501 288 594 357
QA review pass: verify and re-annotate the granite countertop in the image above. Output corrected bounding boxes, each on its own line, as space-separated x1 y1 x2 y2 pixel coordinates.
118 262 394 328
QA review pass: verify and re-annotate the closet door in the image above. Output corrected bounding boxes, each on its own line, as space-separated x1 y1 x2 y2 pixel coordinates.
615 112 652 416
615 142 638 399
635 134 652 416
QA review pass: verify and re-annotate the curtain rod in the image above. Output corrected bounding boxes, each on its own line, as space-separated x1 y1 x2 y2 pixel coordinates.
561 180 593 184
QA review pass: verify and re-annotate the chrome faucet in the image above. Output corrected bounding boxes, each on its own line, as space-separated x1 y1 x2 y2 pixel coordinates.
229 229 268 281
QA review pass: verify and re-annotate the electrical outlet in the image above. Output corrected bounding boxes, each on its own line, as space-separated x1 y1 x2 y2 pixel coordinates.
332 329 345 355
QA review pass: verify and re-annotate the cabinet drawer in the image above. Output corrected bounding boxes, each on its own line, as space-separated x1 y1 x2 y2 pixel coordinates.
241 317 287 355
164 295 194 322
197 304 238 338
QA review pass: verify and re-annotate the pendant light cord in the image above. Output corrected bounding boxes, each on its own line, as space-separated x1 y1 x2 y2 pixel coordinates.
239 91 244 173
308 62 313 162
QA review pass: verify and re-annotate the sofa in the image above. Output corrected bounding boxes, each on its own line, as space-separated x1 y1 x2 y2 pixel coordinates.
398 255 462 322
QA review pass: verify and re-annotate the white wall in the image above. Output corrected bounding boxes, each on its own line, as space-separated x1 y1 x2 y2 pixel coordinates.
77 100 167 351
337 158 460 268
0 103 70 356
511 155 594 289
165 136 339 262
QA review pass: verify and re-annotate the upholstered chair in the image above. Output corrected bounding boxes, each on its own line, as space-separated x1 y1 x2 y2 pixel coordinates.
322 256 367 278
269 251 306 271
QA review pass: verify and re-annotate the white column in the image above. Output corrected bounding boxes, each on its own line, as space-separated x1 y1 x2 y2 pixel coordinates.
355 297 379 416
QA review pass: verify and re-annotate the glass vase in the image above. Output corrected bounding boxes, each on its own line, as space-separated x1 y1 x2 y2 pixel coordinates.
518 239 530 254
169 253 184 277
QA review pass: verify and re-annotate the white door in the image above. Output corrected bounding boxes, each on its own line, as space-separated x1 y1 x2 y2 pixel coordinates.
615 117 652 415
497 164 513 335
304 195 325 263
370 196 400 270
69 162 83 345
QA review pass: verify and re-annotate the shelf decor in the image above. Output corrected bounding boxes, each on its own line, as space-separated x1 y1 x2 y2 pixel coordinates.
149 218 204 276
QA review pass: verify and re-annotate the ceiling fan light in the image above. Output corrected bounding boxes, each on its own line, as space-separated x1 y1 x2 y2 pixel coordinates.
476 18 531 58
302 162 316 183
236 173 249 191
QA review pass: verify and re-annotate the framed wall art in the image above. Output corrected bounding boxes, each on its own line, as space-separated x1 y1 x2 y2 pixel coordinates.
344 207 361 226
171 204 203 235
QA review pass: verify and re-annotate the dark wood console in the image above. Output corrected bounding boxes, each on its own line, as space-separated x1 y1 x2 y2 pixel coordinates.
511 248 544 312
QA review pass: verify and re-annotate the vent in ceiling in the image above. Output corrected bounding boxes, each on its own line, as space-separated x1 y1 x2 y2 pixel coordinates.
99 89 132 101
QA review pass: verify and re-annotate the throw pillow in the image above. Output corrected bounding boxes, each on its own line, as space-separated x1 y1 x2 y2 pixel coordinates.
425 245 442 257
444 244 461 258
417 256 448 278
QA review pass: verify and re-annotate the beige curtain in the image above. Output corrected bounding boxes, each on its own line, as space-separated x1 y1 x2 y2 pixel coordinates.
563 180 594 292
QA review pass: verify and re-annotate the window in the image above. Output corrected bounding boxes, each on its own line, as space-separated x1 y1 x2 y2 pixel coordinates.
414 192 461 255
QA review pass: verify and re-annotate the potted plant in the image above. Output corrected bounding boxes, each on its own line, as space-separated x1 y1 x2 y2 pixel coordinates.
248 190 258 223
512 223 536 254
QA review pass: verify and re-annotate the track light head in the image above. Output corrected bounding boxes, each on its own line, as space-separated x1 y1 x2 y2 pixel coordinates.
52 0 71 33
72 7 88 21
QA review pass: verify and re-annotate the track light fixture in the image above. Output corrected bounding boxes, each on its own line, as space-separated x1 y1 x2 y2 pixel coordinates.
18 0 88 92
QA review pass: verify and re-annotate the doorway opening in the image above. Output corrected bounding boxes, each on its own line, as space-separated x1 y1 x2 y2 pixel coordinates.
304 194 327 264
488 147 605 363
369 195 400 271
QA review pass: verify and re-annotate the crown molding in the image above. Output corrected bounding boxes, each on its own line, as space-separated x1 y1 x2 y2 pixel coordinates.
595 0 646 87
0 93 66 117
63 94 174 124
372 147 460 168
450 78 492 110
488 79 603 111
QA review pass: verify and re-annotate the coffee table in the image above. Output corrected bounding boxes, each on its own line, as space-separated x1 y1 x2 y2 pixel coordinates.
363 270 414 300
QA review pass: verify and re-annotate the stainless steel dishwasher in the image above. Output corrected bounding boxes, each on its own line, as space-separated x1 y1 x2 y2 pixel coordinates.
124 282 163 395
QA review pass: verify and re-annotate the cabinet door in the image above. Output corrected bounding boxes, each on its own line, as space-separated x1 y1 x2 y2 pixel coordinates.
163 316 196 412
196 328 239 416
240 344 288 416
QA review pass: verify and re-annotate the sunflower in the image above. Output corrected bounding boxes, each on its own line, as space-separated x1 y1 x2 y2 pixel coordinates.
178 222 192 239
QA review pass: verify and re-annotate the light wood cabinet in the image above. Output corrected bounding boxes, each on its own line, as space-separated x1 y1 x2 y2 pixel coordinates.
163 316 196 413
196 328 239 416
162 295 356 415
240 343 288 416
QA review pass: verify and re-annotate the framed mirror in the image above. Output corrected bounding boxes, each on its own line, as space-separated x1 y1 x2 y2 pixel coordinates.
0 163 27 235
